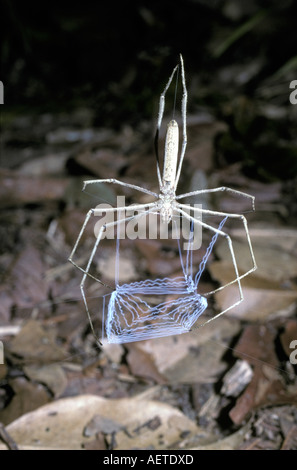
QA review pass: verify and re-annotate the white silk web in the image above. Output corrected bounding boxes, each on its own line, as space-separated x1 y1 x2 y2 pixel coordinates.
102 218 227 344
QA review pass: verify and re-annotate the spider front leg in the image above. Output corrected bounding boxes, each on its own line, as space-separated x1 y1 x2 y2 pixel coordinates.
174 54 188 192
68 202 156 284
176 202 257 291
71 205 157 346
177 207 244 324
70 176 158 281
155 62 179 186
83 178 158 198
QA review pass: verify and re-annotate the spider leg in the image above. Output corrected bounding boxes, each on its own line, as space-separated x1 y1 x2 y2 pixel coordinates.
174 54 188 192
155 62 179 186
176 208 244 322
76 206 158 346
176 202 257 287
176 186 255 212
83 178 158 198
68 202 156 284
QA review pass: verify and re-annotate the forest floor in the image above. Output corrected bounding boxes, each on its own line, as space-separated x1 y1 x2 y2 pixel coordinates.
0 90 297 450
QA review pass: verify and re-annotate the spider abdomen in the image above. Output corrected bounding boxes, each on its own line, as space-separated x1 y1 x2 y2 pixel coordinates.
162 119 179 190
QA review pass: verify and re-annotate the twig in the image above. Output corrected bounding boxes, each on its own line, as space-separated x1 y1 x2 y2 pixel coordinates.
0 422 19 450
280 425 297 450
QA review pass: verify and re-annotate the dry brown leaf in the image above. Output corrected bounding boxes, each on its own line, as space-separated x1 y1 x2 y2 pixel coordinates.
0 395 207 450
0 170 69 208
3 245 48 311
209 257 297 321
191 421 251 450
74 147 127 179
279 320 297 357
214 282 297 321
102 343 124 364
135 239 186 276
185 118 227 172
0 362 7 381
9 320 66 363
18 152 69 176
214 227 297 283
58 208 95 246
83 414 124 436
228 325 297 424
136 316 241 383
0 377 50 425
23 364 67 397
230 226 297 253
97 254 137 282
233 324 279 368
280 424 297 450
126 345 167 384
82 432 107 450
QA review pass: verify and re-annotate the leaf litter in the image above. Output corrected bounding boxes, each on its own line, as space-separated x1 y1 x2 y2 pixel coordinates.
1 47 297 452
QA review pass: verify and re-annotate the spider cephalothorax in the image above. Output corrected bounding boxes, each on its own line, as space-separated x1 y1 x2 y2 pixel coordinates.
158 190 177 224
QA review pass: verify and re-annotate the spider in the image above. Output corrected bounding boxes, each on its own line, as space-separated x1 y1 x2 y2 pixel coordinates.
69 54 257 345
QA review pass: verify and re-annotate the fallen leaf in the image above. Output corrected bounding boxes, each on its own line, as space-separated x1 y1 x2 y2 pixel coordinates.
0 377 50 425
209 260 297 321
0 169 69 208
23 364 67 397
279 320 297 357
137 316 241 383
3 245 48 311
102 343 124 364
74 147 127 179
0 362 7 381
280 425 297 450
82 432 107 450
228 325 297 424
0 395 208 450
135 239 187 276
58 207 98 252
214 227 297 283
18 152 68 176
232 324 279 370
192 421 251 450
126 345 167 384
46 127 105 144
9 320 66 363
83 414 123 436
214 280 297 321
185 118 226 173
97 254 137 282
